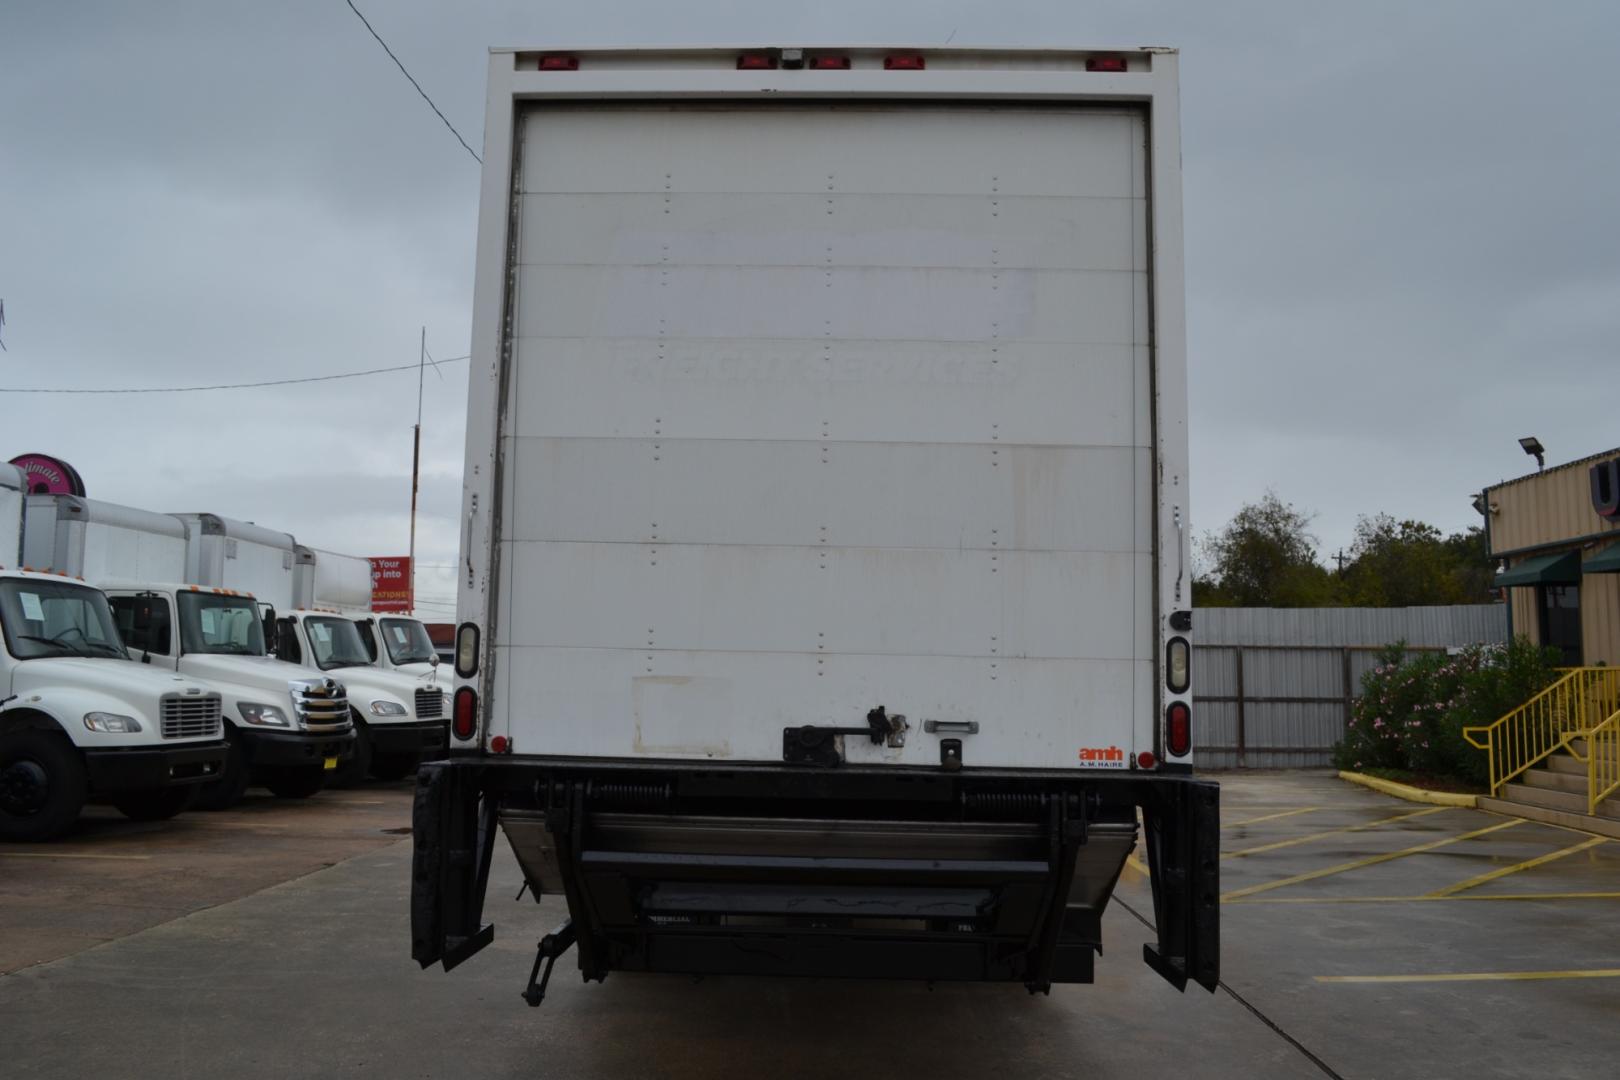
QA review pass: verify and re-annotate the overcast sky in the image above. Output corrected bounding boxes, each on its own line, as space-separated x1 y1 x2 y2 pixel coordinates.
3 1 1617 611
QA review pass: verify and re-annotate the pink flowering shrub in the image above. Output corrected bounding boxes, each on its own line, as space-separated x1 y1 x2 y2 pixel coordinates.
1333 638 1561 782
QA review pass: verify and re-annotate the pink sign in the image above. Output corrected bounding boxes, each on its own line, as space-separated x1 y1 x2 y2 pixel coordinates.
9 453 85 496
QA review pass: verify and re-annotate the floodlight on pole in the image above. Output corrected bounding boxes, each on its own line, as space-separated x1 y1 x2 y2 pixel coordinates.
1518 436 1545 472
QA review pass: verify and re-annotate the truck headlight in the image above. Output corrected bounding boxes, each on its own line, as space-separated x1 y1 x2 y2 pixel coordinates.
239 702 291 727
84 712 142 733
369 700 408 717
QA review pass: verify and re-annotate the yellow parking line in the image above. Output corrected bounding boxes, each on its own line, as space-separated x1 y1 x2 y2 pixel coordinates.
1318 968 1620 984
1224 807 1321 828
0 851 153 861
1125 853 1149 876
1426 836 1607 898
1223 806 1449 859
1222 819 1523 901
1229 890 1620 905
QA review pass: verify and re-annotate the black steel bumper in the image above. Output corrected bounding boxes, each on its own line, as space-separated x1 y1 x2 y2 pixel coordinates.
371 719 448 757
243 728 356 767
84 741 229 793
411 760 1219 995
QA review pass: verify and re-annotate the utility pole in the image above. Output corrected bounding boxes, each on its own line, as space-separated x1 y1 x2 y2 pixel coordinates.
409 327 424 614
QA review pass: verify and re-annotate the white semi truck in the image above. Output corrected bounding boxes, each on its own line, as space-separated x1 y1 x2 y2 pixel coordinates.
414 46 1217 1004
0 478 228 840
295 545 449 681
25 498 356 806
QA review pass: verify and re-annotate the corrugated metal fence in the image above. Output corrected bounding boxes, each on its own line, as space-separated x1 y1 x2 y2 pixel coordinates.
1195 606 1509 769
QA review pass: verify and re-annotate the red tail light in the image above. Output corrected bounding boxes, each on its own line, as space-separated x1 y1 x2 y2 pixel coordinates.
538 54 578 71
811 55 851 70
1086 56 1128 73
884 53 926 70
736 52 777 70
452 686 477 740
1167 702 1192 757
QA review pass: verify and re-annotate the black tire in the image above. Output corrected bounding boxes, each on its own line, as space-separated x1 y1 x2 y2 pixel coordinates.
111 786 197 822
262 765 325 799
330 715 372 787
368 752 419 782
0 728 88 842
193 729 250 811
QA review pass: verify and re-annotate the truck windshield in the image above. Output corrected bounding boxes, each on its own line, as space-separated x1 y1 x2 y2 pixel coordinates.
379 618 437 665
177 592 266 656
304 616 373 670
0 579 128 660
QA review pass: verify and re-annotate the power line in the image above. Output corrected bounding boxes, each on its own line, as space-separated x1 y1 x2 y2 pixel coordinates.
340 0 481 165
0 356 467 396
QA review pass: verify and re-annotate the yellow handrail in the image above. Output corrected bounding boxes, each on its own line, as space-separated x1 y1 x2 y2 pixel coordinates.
1462 668 1620 797
1586 710 1620 815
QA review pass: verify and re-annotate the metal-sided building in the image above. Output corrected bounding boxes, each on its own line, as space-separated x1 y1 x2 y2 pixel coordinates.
1485 447 1620 665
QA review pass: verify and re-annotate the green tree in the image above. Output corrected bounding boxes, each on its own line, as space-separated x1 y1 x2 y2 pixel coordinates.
1339 516 1496 606
1197 492 1336 607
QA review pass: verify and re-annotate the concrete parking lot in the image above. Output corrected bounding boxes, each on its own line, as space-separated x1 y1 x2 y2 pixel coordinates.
3 771 1619 1079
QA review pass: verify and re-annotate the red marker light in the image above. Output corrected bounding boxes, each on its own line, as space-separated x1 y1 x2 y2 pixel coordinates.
1086 56 1128 73
490 734 509 754
736 52 777 70
1137 750 1157 770
811 55 851 70
884 53 926 70
1166 702 1192 757
452 687 478 740
538 54 579 71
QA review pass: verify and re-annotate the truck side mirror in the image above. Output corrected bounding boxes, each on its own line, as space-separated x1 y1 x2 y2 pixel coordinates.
260 605 277 650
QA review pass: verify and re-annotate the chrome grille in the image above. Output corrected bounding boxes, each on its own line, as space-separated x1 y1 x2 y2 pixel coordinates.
161 692 223 740
415 687 444 720
290 677 351 730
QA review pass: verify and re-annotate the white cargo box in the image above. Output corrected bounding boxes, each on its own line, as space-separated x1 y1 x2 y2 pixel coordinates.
457 48 1190 771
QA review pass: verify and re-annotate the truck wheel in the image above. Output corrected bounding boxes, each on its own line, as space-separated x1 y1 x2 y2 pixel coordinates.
111 786 198 822
262 766 325 799
193 730 250 811
0 729 88 842
369 752 419 782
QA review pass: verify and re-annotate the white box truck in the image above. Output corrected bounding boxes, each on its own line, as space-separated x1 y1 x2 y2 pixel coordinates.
295 545 450 682
27 498 356 805
415 45 1216 1003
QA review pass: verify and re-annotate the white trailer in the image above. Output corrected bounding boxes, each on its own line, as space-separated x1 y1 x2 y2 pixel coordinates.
414 45 1216 1001
23 495 188 583
292 546 372 612
0 465 25 567
171 513 298 611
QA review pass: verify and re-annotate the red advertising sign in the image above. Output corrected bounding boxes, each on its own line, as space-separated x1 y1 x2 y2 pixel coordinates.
369 556 412 613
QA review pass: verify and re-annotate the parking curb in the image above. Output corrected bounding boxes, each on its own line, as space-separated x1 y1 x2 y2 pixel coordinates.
1338 771 1478 808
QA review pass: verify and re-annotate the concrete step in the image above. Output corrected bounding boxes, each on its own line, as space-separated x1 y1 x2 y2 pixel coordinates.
1499 781 1620 820
1520 767 1590 795
1477 796 1620 840
1545 753 1587 776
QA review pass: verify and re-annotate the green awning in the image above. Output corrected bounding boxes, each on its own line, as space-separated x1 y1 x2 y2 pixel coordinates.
1496 550 1582 587
1584 543 1620 574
